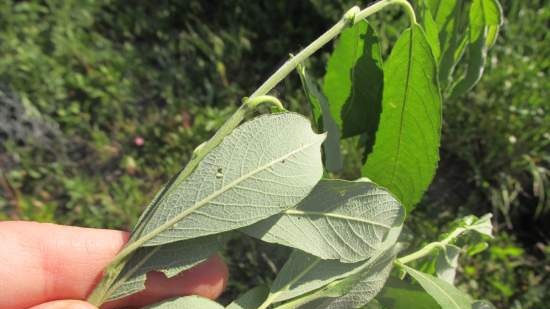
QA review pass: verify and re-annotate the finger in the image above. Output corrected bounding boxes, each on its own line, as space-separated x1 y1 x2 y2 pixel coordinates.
28 300 97 309
0 221 228 309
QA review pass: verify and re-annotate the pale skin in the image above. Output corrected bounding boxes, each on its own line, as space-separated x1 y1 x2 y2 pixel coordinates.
0 221 229 309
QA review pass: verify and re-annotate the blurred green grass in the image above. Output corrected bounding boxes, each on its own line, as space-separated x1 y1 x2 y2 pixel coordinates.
0 1 548 308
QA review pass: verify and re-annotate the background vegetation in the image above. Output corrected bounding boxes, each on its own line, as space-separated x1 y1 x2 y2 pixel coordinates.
0 0 547 308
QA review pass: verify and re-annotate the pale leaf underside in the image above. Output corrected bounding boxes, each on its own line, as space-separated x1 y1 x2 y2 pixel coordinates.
244 179 404 263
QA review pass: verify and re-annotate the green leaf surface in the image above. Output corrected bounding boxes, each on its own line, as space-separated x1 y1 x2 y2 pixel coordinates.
425 0 461 87
298 64 343 172
361 24 441 212
244 179 404 262
107 235 224 301
377 277 439 309
435 245 461 284
131 112 325 247
469 0 503 42
449 0 502 99
143 296 224 309
226 286 270 309
323 20 383 138
419 5 441 61
402 264 474 309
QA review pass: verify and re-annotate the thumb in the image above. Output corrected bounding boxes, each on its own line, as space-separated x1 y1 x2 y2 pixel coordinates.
28 300 97 309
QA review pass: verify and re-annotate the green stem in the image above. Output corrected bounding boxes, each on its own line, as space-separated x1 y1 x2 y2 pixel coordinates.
250 0 417 99
396 227 465 264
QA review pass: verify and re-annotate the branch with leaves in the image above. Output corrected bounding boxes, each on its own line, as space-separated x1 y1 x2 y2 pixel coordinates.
87 0 503 308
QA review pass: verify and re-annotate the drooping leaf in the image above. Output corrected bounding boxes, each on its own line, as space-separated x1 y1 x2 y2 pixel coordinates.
435 245 461 284
107 235 225 301
418 3 441 61
143 296 224 309
267 250 363 303
448 29 487 100
269 227 403 309
377 277 439 309
323 20 383 138
402 264 474 309
469 0 503 42
449 0 503 99
463 213 494 238
130 112 325 247
244 179 404 262
226 286 270 309
361 24 441 212
425 0 462 87
297 64 343 172
301 245 398 309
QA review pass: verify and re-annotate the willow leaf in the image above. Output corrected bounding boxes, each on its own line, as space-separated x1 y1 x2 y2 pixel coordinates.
377 277 439 309
361 25 441 212
323 20 383 138
297 245 399 309
268 226 403 308
130 112 325 247
469 0 503 42
402 265 474 309
449 0 502 99
107 235 224 301
298 64 343 172
244 179 404 262
269 250 363 303
418 3 441 61
143 296 224 309
435 245 461 284
226 286 270 309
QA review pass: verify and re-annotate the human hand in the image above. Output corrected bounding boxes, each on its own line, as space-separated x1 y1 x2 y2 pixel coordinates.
0 221 228 309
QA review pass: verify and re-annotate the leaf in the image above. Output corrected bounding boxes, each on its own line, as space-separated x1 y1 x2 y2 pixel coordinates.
449 0 503 99
268 250 363 303
107 235 224 301
469 0 503 42
435 245 461 284
323 20 383 138
270 227 403 309
377 277 439 309
287 239 401 309
464 213 493 238
306 246 398 309
130 112 325 247
419 4 441 61
448 27 487 100
425 0 462 87
143 296 224 309
297 64 343 172
402 264 474 309
361 24 441 212
244 179 404 262
226 286 270 309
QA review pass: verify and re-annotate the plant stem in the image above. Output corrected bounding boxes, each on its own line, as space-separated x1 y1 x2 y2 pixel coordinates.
250 0 416 100
396 227 465 264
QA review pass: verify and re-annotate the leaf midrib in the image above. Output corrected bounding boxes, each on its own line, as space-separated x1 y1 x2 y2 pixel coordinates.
407 267 461 309
284 209 392 229
388 27 415 192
